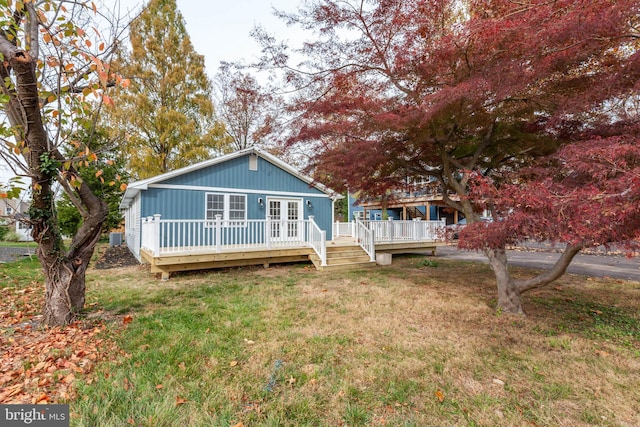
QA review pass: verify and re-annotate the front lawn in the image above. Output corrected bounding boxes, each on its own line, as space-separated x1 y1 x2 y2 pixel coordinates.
2 253 639 426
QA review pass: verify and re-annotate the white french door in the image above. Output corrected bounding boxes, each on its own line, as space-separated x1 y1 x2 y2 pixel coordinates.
268 198 302 242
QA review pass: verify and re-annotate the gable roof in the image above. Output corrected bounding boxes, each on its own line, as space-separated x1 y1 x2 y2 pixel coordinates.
119 147 341 209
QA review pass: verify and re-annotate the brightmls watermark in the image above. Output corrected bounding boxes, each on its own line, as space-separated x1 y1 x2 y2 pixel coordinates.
1 405 69 426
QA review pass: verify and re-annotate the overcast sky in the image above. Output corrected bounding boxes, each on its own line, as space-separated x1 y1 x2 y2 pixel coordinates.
1 1 305 186
119 0 304 78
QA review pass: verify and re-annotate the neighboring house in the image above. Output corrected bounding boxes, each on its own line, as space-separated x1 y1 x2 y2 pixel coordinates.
348 181 465 225
120 147 341 263
0 198 33 241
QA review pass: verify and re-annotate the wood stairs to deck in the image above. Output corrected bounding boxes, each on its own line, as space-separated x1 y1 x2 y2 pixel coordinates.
309 244 376 271
406 206 426 220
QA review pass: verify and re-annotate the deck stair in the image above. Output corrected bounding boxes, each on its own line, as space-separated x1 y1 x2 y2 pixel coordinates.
309 243 376 271
406 206 426 220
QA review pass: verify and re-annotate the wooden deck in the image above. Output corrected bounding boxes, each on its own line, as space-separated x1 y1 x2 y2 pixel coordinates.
140 237 447 279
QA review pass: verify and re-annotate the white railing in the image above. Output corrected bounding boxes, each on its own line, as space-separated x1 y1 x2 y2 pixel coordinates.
307 215 327 266
354 219 376 262
362 219 446 242
334 219 446 243
334 221 354 238
140 215 327 260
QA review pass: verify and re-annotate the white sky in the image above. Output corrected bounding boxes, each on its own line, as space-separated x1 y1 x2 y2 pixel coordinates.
1 1 305 186
118 0 304 78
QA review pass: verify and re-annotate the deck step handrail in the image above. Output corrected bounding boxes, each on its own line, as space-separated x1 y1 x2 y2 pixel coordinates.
355 219 375 262
307 216 327 266
141 215 322 255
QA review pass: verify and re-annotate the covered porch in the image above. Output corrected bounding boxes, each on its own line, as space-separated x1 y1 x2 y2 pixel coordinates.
139 215 447 279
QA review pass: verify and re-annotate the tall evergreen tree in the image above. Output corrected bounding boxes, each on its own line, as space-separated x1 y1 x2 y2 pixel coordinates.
111 0 229 179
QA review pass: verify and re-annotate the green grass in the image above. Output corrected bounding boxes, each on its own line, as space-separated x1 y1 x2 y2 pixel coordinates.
2 255 639 426
0 241 37 248
0 255 42 284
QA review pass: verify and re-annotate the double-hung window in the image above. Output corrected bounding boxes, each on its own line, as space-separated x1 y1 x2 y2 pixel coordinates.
206 193 246 226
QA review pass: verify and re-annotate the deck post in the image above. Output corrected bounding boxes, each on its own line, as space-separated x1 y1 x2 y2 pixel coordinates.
266 216 272 249
215 214 222 252
152 214 161 256
413 218 421 240
369 228 376 262
388 217 394 242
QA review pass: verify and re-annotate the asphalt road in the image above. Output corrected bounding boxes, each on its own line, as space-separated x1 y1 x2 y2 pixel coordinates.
0 246 36 263
434 245 640 282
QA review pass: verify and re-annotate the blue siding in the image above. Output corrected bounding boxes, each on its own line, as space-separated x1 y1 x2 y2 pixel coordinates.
161 155 325 196
139 153 334 239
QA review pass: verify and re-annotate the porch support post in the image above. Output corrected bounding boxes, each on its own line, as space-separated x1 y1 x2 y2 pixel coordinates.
152 214 161 256
215 214 222 253
388 217 394 242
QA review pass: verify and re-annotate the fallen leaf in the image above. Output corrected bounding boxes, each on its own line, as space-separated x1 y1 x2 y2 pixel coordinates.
435 390 444 402
62 373 76 384
231 423 244 427
122 315 133 325
229 360 238 367
492 379 505 386
155 384 163 390
175 396 187 406
34 393 49 404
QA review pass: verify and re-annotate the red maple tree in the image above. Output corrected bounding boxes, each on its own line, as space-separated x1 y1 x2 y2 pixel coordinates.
257 0 640 313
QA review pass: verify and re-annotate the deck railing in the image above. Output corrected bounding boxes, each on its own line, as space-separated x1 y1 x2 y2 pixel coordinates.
335 219 446 243
140 215 327 265
363 219 447 242
354 219 376 262
307 216 327 266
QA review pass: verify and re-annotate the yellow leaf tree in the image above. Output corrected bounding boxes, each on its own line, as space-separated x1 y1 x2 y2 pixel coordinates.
110 0 230 179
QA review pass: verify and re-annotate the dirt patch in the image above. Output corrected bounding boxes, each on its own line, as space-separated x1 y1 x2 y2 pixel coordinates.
94 245 139 270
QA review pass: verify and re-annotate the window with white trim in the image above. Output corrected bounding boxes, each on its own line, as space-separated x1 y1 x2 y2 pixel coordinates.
205 193 246 226
353 211 364 221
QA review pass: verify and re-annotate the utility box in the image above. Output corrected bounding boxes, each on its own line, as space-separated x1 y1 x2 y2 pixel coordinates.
376 253 392 266
109 232 123 247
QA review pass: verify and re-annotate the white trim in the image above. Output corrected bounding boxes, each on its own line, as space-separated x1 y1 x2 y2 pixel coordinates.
205 192 247 226
266 197 304 241
151 183 331 199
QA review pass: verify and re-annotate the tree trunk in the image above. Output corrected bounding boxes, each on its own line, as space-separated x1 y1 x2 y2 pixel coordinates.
484 247 524 314
1 44 109 326
38 208 104 326
482 243 583 315
42 260 86 326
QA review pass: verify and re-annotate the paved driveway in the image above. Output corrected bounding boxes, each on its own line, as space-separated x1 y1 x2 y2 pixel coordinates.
434 245 640 282
0 246 36 263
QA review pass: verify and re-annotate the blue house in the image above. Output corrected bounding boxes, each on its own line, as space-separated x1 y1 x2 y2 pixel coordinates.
120 147 347 276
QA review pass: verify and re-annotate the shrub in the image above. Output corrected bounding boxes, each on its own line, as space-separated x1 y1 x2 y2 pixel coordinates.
3 230 21 242
0 224 8 240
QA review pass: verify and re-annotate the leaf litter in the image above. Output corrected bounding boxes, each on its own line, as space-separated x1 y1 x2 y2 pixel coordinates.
0 283 122 404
